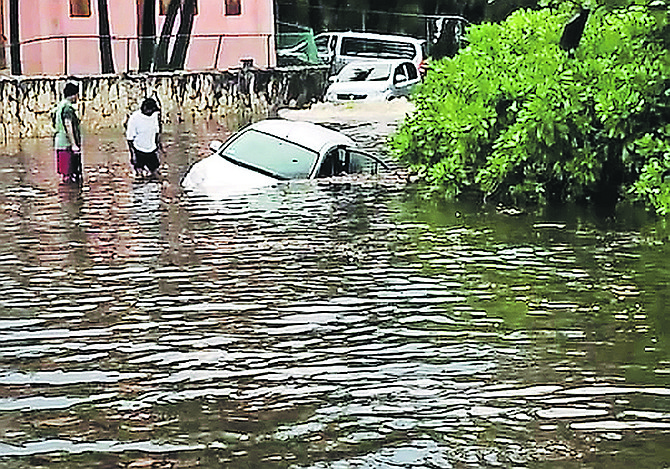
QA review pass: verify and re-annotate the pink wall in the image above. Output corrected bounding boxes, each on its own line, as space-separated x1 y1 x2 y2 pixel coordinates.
169 0 275 70
2 0 275 75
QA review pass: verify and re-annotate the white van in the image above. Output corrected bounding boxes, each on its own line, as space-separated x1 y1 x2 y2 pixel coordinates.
315 31 427 75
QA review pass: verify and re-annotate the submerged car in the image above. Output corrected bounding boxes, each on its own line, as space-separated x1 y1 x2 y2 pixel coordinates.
182 119 388 197
324 59 421 103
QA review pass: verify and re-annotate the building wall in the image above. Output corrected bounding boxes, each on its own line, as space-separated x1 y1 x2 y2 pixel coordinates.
170 0 276 70
2 0 275 75
0 67 329 142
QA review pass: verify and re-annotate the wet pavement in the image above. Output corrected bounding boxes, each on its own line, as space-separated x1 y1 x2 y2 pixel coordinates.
0 104 668 468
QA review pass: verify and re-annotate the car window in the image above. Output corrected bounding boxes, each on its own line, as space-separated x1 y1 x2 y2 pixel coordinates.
222 129 318 179
317 148 386 177
339 63 391 82
318 148 347 177
393 64 408 84
405 62 419 80
348 150 384 175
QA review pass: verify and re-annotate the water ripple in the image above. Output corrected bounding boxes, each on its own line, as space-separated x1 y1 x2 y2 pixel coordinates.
0 129 666 467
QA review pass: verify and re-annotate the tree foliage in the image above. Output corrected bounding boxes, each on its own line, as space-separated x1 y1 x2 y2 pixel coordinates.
390 2 670 214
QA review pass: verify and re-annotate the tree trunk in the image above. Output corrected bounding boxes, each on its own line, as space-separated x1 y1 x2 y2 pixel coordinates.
9 0 20 75
168 0 195 70
154 0 181 71
138 0 156 72
98 0 115 73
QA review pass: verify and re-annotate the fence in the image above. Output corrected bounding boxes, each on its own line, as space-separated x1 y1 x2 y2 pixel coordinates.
3 33 274 75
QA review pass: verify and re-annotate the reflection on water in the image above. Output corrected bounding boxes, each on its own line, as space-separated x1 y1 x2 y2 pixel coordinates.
0 122 668 469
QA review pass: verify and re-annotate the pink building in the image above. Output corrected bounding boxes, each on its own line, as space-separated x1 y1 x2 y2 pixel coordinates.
0 0 276 75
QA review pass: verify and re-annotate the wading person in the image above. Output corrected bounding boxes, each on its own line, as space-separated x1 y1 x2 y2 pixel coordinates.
126 97 162 178
53 82 82 184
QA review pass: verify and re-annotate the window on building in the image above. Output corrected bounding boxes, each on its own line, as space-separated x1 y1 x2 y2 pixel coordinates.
160 0 198 16
225 0 241 16
70 0 91 17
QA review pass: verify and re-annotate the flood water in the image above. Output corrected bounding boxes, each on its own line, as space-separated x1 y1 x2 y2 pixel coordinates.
0 117 668 469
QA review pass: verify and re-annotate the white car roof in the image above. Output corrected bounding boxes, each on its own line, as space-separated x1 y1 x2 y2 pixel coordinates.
248 119 355 155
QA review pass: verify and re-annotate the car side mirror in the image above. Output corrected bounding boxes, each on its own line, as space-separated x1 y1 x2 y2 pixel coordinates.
395 74 408 83
209 140 223 153
328 75 338 83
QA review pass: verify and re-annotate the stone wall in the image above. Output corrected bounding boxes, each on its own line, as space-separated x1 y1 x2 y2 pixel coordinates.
0 66 330 143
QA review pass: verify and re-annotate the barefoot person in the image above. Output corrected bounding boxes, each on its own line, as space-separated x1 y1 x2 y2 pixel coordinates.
54 82 82 184
126 98 162 178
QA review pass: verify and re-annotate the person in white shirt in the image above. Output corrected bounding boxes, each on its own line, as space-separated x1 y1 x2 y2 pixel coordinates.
126 98 162 178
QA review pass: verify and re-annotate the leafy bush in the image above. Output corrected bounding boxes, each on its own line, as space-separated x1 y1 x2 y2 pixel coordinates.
390 3 670 213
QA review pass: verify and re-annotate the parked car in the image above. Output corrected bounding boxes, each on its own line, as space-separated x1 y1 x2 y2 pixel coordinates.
182 119 388 197
314 31 427 75
324 59 421 103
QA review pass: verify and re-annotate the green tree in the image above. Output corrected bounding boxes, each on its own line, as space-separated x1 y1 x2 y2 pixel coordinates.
390 2 670 213
154 0 196 71
98 0 115 74
154 0 180 70
168 0 195 70
9 0 20 75
138 0 156 72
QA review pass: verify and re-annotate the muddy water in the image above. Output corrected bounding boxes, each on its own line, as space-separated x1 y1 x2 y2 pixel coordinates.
0 116 668 469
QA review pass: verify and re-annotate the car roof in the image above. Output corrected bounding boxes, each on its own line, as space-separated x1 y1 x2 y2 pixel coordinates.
315 31 425 45
248 119 356 154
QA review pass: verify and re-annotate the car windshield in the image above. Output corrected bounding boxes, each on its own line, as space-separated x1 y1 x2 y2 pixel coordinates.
222 129 319 179
339 63 391 82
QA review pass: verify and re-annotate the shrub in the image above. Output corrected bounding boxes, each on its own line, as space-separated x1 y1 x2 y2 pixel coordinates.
390 3 670 213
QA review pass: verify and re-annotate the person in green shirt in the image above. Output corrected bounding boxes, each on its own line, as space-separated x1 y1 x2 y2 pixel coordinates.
53 82 82 184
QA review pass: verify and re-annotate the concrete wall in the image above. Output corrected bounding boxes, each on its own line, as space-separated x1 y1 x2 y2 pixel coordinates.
0 66 329 143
